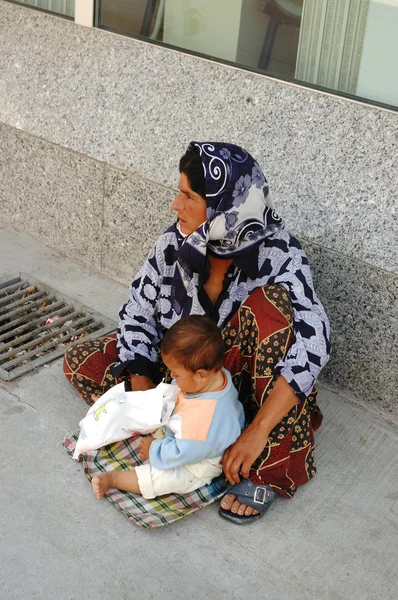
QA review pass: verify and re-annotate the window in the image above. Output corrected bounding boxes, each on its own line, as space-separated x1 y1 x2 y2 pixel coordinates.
9 0 75 18
96 0 398 110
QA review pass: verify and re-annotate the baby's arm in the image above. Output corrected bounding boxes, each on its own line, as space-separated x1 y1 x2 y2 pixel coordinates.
149 435 211 469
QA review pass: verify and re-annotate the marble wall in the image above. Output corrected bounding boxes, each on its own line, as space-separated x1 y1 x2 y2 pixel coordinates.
0 1 397 414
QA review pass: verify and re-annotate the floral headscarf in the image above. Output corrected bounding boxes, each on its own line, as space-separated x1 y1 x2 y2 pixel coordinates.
176 142 282 276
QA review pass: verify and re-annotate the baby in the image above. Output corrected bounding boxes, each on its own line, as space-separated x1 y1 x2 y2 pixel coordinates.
92 315 245 500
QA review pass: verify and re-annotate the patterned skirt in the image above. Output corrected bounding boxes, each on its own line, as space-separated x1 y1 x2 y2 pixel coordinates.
63 284 322 526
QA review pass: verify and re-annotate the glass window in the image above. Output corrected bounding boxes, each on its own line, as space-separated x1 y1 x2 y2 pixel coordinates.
96 0 398 111
8 0 75 18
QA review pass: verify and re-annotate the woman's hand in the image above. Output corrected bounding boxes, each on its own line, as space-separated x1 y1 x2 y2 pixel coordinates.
130 374 156 391
222 423 270 484
139 435 154 461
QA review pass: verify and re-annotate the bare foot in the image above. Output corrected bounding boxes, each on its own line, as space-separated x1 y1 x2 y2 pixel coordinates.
92 473 114 499
220 494 259 517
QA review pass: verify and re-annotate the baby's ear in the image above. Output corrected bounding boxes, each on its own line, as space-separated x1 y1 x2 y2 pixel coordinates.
195 368 209 380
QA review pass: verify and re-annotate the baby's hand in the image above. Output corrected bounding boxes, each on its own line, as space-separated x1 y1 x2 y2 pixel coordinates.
138 436 154 461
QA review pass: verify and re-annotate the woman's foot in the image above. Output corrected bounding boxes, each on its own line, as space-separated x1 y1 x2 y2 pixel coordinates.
92 473 114 499
220 493 260 517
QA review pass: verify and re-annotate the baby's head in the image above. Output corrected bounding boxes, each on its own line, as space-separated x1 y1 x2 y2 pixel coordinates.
161 315 225 394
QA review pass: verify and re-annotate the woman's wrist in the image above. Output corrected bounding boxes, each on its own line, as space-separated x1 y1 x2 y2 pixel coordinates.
249 375 298 437
245 416 272 442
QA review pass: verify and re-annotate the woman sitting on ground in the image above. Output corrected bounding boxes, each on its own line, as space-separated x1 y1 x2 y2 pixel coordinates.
64 141 331 524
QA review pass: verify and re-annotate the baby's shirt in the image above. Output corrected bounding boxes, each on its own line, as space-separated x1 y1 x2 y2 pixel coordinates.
149 368 245 471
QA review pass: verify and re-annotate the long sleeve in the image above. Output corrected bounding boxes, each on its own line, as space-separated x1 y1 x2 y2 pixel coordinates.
114 244 163 379
272 237 331 399
149 433 213 469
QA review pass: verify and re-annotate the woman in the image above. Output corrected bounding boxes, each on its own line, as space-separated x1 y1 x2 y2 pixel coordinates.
64 142 330 524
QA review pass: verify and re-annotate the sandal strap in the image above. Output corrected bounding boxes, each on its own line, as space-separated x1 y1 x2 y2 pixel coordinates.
226 478 275 512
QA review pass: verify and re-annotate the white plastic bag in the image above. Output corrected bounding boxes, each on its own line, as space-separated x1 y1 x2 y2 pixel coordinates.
73 381 179 460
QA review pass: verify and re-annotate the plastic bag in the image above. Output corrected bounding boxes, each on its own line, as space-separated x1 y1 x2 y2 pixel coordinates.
73 381 179 460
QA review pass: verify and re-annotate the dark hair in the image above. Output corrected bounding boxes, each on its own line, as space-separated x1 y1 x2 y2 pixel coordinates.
179 145 207 199
161 315 225 373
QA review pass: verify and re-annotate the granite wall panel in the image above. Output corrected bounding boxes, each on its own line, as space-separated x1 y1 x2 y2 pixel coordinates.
0 123 104 268
304 241 398 415
102 165 175 283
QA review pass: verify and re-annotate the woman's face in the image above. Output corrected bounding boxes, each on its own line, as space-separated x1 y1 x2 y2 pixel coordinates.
172 173 207 235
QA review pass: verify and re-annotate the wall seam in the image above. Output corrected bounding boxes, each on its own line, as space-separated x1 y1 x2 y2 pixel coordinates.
0 121 178 191
298 235 398 279
100 162 106 271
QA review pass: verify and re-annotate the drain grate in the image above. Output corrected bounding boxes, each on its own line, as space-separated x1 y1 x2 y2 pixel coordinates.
0 275 117 381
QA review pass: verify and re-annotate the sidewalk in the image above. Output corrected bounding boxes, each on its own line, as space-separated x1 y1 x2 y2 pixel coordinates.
1 227 397 600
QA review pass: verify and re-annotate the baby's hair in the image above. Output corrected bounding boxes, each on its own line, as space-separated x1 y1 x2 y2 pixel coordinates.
161 315 225 373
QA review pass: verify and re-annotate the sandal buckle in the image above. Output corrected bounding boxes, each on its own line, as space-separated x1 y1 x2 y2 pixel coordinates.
253 486 267 504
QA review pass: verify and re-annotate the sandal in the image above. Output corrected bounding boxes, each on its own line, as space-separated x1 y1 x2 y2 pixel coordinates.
219 478 276 524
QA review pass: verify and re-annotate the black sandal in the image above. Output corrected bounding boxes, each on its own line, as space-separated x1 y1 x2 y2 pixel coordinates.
219 478 276 524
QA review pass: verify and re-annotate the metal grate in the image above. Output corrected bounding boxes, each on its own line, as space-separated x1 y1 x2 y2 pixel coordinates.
0 275 117 381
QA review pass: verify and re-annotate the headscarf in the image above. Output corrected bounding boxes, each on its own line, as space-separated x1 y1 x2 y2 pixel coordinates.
176 142 282 277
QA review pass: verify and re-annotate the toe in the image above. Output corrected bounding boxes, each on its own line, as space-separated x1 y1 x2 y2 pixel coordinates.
221 494 260 517
237 502 247 516
244 505 258 516
220 494 236 510
92 476 103 499
230 499 242 514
